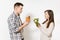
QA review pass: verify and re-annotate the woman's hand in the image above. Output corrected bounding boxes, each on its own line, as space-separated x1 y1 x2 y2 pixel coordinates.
37 23 41 28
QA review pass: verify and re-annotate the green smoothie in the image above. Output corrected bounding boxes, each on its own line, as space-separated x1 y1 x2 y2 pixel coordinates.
33 18 39 27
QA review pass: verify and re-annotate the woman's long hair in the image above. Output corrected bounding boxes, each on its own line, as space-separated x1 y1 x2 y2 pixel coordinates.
42 10 55 28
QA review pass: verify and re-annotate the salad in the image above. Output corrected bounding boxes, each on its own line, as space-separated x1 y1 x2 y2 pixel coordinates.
33 18 39 27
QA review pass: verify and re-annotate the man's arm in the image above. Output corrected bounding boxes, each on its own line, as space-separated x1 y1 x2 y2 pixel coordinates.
15 22 29 33
15 16 30 33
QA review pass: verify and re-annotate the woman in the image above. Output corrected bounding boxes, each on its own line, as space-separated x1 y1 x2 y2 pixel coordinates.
38 10 55 40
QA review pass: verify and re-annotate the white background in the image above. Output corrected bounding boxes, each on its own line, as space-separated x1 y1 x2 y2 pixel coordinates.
0 0 60 40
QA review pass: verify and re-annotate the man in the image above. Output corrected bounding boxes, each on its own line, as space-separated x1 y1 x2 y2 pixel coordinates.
7 2 30 40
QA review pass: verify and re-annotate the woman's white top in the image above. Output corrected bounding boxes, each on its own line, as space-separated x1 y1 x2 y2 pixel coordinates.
40 22 54 40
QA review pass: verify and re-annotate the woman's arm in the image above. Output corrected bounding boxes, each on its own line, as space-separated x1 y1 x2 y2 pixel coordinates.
39 22 54 36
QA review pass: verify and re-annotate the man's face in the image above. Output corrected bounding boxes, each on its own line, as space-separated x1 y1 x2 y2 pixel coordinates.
15 5 23 14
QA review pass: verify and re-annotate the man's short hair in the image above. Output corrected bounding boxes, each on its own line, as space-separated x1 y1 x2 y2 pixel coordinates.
14 2 24 8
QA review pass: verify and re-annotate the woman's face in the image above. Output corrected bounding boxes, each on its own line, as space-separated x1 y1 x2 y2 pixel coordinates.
45 12 49 20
